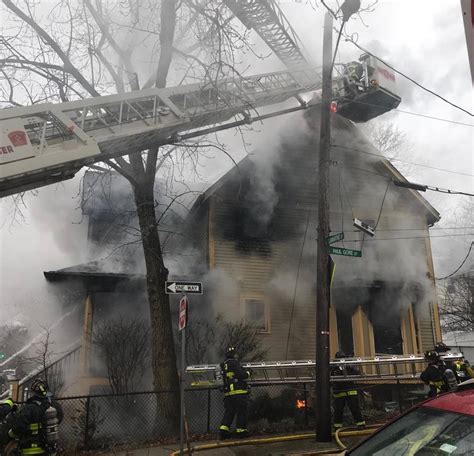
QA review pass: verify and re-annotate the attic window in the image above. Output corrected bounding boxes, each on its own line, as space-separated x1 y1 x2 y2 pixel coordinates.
242 297 270 333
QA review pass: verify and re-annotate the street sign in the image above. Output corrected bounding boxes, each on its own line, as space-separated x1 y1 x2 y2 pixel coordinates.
329 246 362 257
166 281 203 294
327 232 344 244
178 296 188 331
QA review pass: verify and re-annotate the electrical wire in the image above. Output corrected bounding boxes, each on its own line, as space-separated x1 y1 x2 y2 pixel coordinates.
435 242 474 281
335 97 474 128
374 180 390 229
285 208 312 360
331 161 474 197
343 37 474 117
336 162 346 247
331 143 474 178
329 233 474 242
336 163 355 219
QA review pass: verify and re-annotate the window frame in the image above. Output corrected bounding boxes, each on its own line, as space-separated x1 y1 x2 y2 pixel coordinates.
241 294 271 334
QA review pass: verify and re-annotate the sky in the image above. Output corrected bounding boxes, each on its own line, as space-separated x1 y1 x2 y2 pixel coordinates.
0 0 472 326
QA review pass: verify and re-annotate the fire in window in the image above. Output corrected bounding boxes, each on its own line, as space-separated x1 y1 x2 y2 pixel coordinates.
243 298 269 332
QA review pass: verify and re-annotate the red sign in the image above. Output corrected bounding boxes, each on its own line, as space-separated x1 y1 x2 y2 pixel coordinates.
178 296 188 331
378 67 395 82
8 130 28 147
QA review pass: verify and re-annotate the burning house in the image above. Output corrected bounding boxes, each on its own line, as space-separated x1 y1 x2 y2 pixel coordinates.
185 108 442 361
34 107 442 395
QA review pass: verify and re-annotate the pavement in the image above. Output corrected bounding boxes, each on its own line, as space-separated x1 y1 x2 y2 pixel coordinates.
94 434 366 456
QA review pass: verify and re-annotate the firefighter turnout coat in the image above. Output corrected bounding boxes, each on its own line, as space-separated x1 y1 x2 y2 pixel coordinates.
420 362 453 397
331 365 365 428
221 357 250 397
8 396 63 455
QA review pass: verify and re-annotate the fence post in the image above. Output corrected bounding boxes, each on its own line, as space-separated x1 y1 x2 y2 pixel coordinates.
207 388 211 433
83 396 91 450
397 379 403 413
303 383 308 427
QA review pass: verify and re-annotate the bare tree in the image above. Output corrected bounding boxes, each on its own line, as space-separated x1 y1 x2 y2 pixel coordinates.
94 316 150 394
439 273 474 333
1 0 255 430
185 315 268 364
364 121 415 176
27 327 64 395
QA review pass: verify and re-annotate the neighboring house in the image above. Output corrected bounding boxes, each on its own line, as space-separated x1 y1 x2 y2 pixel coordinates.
442 266 474 360
444 332 474 362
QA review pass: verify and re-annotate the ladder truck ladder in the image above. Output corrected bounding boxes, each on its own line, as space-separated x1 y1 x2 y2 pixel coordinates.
224 0 311 70
0 68 320 197
186 353 465 386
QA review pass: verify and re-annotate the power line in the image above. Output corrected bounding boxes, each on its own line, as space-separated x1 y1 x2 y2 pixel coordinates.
333 161 474 197
374 180 390 229
436 242 474 281
331 143 474 178
344 37 474 117
329 233 474 242
340 227 474 232
285 207 312 359
336 97 474 128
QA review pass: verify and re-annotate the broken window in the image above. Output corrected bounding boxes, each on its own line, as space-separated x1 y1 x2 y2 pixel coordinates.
337 308 354 356
243 297 269 333
369 284 403 355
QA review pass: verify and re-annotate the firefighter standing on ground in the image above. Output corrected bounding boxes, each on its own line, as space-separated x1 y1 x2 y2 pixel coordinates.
454 358 474 382
433 341 463 384
331 351 366 430
7 378 63 455
218 347 250 439
420 350 457 397
0 397 17 450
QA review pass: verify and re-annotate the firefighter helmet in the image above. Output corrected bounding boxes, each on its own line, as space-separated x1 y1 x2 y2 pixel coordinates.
425 350 440 363
225 346 236 358
434 342 450 353
30 378 48 397
335 351 346 359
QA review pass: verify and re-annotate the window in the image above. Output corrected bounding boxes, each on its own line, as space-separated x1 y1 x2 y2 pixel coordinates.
242 297 270 333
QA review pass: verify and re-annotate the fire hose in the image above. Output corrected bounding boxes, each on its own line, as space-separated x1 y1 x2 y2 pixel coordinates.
168 424 382 455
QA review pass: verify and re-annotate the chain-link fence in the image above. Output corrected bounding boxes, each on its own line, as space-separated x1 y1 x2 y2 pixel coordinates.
52 381 427 452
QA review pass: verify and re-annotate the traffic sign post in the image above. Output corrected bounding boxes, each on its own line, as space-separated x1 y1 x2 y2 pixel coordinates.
179 295 188 456
329 246 362 257
166 281 203 294
327 232 344 244
178 296 188 331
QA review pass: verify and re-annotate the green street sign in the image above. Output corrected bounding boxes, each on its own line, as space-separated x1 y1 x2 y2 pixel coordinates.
329 246 362 257
327 232 344 244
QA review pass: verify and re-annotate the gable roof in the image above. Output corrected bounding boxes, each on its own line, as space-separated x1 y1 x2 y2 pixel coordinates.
191 111 440 226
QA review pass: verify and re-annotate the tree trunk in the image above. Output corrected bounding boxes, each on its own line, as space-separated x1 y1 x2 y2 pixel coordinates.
133 181 180 434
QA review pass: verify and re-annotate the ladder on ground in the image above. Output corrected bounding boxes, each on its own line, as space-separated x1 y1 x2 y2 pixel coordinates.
186 353 465 386
0 68 320 197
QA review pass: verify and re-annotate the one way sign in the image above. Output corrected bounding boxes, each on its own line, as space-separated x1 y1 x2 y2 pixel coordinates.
165 281 203 294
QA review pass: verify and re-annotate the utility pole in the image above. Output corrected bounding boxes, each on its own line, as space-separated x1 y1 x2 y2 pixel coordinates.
315 1 360 442
315 10 333 443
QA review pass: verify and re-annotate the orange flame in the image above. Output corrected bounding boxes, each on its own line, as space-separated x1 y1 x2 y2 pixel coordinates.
296 399 306 409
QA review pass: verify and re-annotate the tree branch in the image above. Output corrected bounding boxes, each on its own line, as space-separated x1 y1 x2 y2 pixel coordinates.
2 0 100 97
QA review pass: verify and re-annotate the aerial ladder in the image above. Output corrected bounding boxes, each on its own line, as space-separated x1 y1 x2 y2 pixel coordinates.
0 0 400 198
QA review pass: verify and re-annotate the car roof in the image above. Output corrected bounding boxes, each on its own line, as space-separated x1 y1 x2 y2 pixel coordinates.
423 387 474 416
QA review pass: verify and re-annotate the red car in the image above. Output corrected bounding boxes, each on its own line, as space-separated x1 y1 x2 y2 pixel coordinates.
346 379 474 455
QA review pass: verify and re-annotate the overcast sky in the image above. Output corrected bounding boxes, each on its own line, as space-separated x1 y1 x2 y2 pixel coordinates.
0 0 472 323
